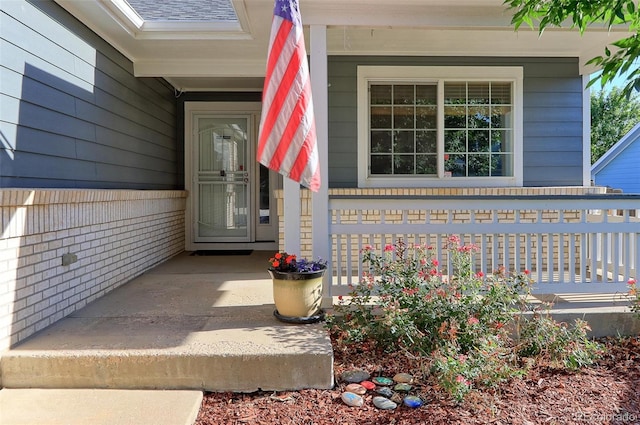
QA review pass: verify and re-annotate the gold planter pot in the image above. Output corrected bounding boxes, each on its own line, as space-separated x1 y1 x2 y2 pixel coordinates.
268 268 326 322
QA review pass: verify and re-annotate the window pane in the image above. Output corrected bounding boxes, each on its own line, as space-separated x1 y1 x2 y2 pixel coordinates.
444 82 466 104
445 130 465 152
394 106 415 129
444 106 466 128
468 83 490 104
491 106 512 128
371 107 391 128
445 154 466 177
468 106 490 128
371 155 392 174
394 155 414 174
492 153 513 176
468 154 491 176
416 131 437 153
416 155 437 174
394 131 414 153
371 130 392 153
491 130 512 153
416 106 437 129
416 85 437 105
468 130 490 152
371 85 391 104
394 85 414 105
491 83 511 104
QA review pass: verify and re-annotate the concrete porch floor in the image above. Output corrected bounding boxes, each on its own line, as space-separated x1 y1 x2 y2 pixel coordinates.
1 251 637 391
0 251 638 425
0 251 334 392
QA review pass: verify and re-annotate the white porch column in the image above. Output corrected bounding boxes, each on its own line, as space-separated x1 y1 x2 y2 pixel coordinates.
310 25 331 304
283 179 301 254
582 74 592 186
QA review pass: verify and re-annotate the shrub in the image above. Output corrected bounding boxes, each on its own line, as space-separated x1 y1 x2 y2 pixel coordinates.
628 278 639 317
327 237 603 402
328 238 528 355
516 305 602 370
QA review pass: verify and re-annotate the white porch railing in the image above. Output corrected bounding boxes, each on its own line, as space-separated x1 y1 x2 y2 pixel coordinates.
327 195 640 296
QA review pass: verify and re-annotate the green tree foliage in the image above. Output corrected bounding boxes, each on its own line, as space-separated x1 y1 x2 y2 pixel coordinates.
504 0 640 97
591 88 640 163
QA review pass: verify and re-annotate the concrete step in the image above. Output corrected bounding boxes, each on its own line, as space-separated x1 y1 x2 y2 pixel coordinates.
524 292 640 338
0 255 334 392
0 309 333 391
0 389 203 425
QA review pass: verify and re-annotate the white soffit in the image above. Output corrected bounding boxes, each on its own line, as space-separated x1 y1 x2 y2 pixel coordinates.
53 0 630 84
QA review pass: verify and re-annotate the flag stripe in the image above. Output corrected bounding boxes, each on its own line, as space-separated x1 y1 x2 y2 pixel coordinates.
274 80 314 173
267 47 310 169
259 33 307 170
256 17 295 160
289 119 317 182
258 38 302 162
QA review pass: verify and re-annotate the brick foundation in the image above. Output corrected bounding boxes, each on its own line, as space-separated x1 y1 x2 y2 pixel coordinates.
0 189 187 351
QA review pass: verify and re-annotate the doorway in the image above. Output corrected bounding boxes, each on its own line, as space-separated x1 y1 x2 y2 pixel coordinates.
185 102 278 250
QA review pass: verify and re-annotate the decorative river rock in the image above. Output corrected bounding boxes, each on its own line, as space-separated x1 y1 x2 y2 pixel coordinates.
376 386 393 398
341 370 370 384
372 396 398 410
341 392 364 407
345 383 367 395
360 380 376 390
403 395 423 408
393 373 414 383
393 383 412 392
372 376 394 386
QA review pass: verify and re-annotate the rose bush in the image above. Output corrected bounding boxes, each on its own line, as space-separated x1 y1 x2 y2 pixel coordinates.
327 236 602 402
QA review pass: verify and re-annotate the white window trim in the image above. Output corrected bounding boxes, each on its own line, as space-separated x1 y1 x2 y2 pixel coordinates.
357 66 524 188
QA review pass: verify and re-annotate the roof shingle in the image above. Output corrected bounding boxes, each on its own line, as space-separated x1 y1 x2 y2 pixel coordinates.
125 0 238 22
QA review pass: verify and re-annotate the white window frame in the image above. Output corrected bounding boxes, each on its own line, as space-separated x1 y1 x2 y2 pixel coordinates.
357 66 524 188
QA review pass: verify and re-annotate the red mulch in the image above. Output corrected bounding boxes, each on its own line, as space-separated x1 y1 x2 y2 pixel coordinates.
195 336 640 425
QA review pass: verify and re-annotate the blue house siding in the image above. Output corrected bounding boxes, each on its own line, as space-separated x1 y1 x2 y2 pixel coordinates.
0 0 179 189
592 124 640 194
1 1 586 190
523 63 584 186
327 56 584 188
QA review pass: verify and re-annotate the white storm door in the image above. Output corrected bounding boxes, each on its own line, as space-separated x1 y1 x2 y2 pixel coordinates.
194 115 252 242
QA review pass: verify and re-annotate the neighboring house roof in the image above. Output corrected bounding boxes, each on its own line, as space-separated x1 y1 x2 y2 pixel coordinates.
591 122 640 193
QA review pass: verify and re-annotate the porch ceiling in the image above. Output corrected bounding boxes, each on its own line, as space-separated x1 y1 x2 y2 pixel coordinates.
54 0 630 91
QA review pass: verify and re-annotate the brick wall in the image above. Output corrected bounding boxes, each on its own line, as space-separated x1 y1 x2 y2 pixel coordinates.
0 189 187 351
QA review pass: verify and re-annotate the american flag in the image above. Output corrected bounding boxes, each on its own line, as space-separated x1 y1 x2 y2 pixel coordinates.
257 0 320 192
